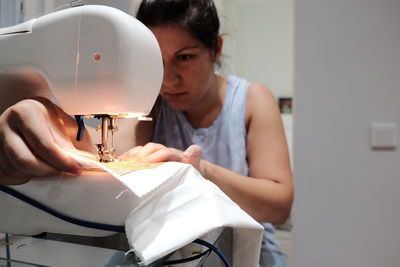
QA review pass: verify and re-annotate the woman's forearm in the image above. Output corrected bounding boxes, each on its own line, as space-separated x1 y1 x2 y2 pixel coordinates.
201 159 293 223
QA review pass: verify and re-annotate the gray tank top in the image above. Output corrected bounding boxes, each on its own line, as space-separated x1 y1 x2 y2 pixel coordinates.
153 75 282 254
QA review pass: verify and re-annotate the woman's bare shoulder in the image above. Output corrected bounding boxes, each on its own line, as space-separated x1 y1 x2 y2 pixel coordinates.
246 82 279 123
247 82 275 101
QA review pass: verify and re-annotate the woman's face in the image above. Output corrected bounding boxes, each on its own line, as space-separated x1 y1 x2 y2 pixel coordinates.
150 24 219 111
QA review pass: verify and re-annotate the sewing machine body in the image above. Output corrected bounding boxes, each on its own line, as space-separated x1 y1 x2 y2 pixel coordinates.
0 5 162 236
0 5 163 117
0 171 135 236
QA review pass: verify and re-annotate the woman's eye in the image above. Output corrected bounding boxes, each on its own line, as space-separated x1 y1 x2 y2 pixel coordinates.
177 54 194 61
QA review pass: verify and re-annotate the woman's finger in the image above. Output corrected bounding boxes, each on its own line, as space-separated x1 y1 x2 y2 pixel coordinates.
0 143 31 182
144 147 184 162
136 142 167 161
0 164 30 185
1 131 60 177
182 145 202 170
118 145 144 160
7 103 81 174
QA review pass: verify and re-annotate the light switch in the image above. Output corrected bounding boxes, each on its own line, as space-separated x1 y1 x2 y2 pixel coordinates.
371 123 398 149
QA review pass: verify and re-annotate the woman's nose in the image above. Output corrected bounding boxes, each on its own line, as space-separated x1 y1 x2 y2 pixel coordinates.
162 63 180 87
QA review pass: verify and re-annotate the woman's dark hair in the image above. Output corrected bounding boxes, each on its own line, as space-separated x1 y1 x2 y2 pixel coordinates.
136 0 220 54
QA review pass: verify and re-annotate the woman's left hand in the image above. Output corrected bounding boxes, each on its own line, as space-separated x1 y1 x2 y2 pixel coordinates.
119 142 202 171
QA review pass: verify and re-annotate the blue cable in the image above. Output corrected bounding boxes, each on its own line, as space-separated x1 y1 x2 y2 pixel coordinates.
0 185 125 233
5 233 11 267
162 249 210 265
194 239 232 267
0 186 232 267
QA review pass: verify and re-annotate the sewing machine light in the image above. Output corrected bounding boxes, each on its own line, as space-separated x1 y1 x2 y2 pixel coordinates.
138 115 153 121
119 113 153 121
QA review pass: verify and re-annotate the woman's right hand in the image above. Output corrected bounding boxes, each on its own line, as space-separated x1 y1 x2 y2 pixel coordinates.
0 98 82 185
119 142 203 172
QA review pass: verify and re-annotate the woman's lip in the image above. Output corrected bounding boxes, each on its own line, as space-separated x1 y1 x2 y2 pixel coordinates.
164 92 187 96
163 92 188 98
163 91 188 102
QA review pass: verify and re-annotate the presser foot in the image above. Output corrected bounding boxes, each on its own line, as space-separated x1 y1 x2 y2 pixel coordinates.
96 145 117 163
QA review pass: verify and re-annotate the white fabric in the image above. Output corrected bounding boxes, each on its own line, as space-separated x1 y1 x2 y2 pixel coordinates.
72 155 263 266
124 163 263 267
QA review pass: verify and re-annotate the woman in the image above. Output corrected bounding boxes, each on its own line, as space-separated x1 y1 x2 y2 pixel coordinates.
119 1 293 266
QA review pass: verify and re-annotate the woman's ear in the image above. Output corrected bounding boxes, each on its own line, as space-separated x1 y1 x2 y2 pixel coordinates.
214 36 224 61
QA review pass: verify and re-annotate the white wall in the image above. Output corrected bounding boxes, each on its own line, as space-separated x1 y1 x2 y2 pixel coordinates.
220 0 293 99
292 1 400 266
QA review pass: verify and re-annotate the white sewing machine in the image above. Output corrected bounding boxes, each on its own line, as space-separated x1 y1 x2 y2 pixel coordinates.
0 4 163 162
0 5 162 237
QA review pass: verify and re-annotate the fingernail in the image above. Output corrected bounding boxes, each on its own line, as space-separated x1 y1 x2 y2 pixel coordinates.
70 166 82 176
183 150 193 157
